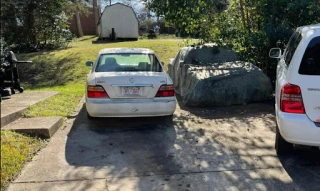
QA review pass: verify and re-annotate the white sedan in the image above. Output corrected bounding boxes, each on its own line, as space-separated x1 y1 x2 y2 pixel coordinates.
85 48 176 118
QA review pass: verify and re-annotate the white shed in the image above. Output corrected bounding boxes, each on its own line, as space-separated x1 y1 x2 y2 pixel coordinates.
98 3 139 40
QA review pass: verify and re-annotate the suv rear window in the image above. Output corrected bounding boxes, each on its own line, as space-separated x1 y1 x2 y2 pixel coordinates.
284 32 302 66
299 36 320 75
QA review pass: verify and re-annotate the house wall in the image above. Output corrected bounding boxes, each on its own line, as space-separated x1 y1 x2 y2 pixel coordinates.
69 7 101 36
100 4 138 39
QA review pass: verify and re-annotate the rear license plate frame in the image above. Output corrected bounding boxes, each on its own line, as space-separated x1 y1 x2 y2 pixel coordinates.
123 87 141 96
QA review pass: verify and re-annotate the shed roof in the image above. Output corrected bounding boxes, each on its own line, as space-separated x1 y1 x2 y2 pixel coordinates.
97 3 139 25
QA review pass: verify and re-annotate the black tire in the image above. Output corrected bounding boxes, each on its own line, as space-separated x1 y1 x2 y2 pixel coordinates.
11 88 15 94
18 87 24 93
166 114 173 119
161 114 173 124
275 125 294 155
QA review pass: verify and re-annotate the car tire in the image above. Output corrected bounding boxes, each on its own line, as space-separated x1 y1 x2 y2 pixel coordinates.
161 114 173 123
275 125 294 155
166 114 173 119
18 87 24 93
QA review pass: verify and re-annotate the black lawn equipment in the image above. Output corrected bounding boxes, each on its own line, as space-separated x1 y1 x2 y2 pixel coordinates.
0 51 32 102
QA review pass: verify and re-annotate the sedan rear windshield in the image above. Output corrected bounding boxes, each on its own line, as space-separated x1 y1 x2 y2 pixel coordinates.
299 36 320 75
95 53 163 72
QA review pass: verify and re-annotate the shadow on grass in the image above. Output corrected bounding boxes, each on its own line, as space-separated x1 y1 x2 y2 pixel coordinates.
17 53 81 88
92 39 138 44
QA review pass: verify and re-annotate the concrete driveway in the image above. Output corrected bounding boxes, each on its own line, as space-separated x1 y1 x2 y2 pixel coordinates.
8 100 320 191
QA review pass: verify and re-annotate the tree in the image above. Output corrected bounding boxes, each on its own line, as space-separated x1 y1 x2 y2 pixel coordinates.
93 0 99 35
144 0 228 39
66 0 92 37
1 0 74 50
211 0 320 81
144 0 320 82
139 19 153 32
101 0 116 6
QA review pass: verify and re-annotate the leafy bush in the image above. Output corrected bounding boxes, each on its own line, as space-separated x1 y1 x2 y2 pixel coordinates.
1 0 75 52
148 0 320 84
1 37 8 61
212 0 320 84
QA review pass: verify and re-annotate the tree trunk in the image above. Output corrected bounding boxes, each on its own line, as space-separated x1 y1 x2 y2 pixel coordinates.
75 10 84 37
246 6 250 33
239 0 246 31
109 0 111 5
25 3 37 45
93 0 99 36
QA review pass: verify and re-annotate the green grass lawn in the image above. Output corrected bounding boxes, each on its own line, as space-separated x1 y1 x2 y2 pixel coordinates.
1 36 185 189
1 131 45 190
17 36 185 117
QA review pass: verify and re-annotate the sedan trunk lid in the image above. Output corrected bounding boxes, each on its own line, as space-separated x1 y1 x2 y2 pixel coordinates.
95 72 167 99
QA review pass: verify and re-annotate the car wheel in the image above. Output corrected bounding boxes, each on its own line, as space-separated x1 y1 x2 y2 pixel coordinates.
275 125 294 155
18 87 24 93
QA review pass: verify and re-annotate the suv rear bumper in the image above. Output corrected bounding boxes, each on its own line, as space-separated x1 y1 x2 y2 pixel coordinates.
276 106 320 147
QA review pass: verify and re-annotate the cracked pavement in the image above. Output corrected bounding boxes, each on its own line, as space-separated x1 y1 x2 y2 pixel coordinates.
7 100 320 191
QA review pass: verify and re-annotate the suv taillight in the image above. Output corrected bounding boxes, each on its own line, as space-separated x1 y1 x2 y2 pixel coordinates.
156 84 175 97
280 83 305 114
87 85 109 98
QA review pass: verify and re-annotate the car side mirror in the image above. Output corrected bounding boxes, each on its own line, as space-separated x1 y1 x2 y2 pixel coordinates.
86 61 93 67
269 48 282 59
161 61 164 66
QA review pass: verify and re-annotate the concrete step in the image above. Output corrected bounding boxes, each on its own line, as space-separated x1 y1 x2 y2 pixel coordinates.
2 117 63 138
1 91 59 127
1 107 28 128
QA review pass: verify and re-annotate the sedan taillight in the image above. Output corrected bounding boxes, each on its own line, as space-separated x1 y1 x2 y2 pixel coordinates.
156 84 175 97
280 83 305 114
87 85 109 98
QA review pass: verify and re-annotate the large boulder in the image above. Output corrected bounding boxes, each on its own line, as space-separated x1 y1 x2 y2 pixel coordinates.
168 45 273 106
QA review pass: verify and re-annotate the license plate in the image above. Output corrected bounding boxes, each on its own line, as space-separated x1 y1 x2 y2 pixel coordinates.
123 87 141 95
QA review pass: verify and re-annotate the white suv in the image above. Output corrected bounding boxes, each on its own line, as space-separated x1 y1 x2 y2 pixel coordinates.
269 24 320 155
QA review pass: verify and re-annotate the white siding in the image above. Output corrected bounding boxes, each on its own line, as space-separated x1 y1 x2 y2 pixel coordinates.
100 4 138 39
